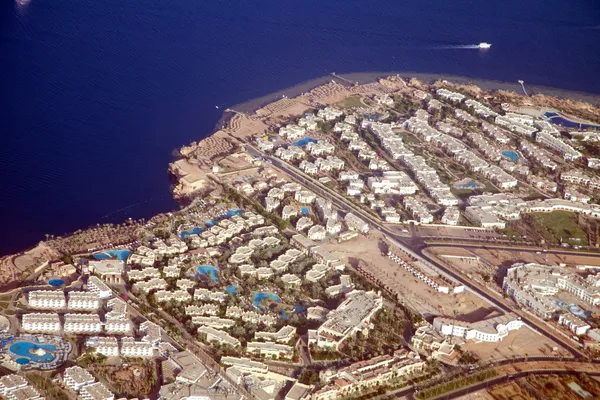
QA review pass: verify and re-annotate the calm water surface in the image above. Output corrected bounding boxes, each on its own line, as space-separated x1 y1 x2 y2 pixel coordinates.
1 0 599 254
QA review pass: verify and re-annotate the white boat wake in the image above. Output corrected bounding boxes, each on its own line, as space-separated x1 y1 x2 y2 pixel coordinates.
427 43 491 50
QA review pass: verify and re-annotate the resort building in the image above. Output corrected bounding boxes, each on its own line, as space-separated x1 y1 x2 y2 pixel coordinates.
67 291 100 310
558 313 591 336
120 337 154 358
79 382 114 400
343 213 369 234
246 341 293 359
64 313 102 334
104 298 131 334
21 313 61 333
433 315 523 343
254 326 296 344
191 316 236 330
198 326 241 347
316 290 383 350
87 276 112 299
85 336 119 357
0 374 28 396
64 366 96 392
27 290 66 309
312 350 425 400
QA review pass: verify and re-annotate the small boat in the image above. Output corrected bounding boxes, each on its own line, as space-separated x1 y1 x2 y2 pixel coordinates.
478 42 492 49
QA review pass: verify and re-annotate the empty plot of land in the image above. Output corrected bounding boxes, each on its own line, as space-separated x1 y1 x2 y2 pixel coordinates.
323 233 492 318
462 326 570 361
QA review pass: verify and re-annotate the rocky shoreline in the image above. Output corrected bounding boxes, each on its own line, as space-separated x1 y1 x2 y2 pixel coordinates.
169 73 600 200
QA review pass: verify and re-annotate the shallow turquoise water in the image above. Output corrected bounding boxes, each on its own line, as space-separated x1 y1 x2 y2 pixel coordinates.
10 341 56 363
93 249 131 261
197 265 219 281
252 292 281 310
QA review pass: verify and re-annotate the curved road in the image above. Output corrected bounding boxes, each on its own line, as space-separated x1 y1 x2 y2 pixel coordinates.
246 145 587 359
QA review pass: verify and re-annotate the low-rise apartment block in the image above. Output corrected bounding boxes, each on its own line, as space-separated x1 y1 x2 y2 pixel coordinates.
402 197 433 224
27 290 66 309
21 313 61 333
68 291 100 310
85 336 119 356
433 315 523 343
198 326 241 347
316 290 382 350
246 341 293 359
64 313 102 334
63 365 96 392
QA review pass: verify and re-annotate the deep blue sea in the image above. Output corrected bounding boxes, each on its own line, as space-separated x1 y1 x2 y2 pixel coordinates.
1 0 599 255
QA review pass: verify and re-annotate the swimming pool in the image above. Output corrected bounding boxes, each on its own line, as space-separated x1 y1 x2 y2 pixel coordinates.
293 137 318 147
225 285 238 295
543 112 600 130
502 151 519 162
301 207 309 215
197 265 219 282
48 279 65 287
180 227 203 239
93 249 131 261
456 180 478 189
9 341 56 363
252 292 281 310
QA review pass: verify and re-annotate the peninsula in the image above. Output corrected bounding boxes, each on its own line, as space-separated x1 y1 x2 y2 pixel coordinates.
2 74 600 400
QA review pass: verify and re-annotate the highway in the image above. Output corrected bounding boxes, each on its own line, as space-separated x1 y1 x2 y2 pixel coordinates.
245 144 587 359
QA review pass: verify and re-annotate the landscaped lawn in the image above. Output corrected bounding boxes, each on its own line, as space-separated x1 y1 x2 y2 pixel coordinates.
531 211 588 246
336 95 363 108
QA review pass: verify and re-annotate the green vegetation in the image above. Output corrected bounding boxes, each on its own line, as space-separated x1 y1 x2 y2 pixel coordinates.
298 368 321 385
26 373 70 400
529 211 588 246
337 95 363 109
340 308 406 361
416 369 498 399
394 130 422 145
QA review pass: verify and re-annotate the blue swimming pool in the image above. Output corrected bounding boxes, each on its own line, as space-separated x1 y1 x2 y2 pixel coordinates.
48 279 65 287
293 137 318 147
226 285 238 295
252 292 281 310
93 249 131 261
502 151 519 162
543 112 600 130
10 341 56 363
226 208 245 217
197 265 219 282
180 227 203 239
457 180 478 189
301 207 309 215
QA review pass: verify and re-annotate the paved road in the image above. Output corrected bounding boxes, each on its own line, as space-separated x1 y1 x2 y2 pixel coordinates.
246 145 587 359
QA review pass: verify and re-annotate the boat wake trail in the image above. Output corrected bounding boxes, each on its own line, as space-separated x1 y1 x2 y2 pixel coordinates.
428 45 482 50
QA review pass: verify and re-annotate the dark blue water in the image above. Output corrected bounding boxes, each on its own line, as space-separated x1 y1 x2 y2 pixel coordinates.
1 0 599 255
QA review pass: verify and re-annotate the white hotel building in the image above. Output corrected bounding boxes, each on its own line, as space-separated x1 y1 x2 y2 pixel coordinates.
64 313 102 334
104 297 131 334
67 291 100 310
87 276 112 299
28 290 66 309
63 366 96 392
85 336 119 357
120 337 154 358
433 315 523 343
21 313 61 333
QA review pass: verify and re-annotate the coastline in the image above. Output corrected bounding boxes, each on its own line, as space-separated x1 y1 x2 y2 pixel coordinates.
228 71 600 115
4 71 600 260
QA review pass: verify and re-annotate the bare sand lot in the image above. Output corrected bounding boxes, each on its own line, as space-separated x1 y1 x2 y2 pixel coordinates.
456 390 497 400
462 326 570 361
323 233 493 318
